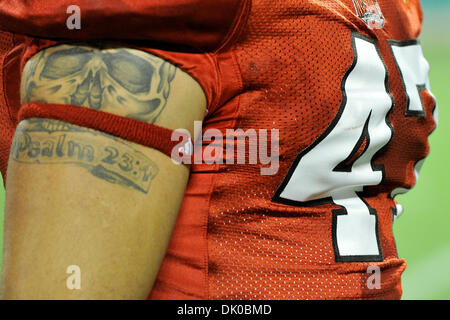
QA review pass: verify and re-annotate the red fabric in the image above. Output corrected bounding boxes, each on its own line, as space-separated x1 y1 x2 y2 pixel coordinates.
18 102 188 159
0 32 26 182
0 31 15 182
151 0 433 300
0 0 251 52
0 0 437 300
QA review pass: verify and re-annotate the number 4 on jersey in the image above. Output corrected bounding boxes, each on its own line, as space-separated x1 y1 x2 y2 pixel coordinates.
272 33 433 262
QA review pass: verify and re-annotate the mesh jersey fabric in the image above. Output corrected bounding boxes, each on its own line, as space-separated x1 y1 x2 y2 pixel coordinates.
0 0 251 52
0 0 437 300
0 31 23 181
18 102 191 159
0 31 12 179
149 0 436 300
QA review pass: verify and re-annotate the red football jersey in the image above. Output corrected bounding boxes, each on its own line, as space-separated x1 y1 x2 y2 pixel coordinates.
0 0 437 300
0 0 249 51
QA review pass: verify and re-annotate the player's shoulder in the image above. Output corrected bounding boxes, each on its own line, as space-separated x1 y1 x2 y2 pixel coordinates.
0 0 252 52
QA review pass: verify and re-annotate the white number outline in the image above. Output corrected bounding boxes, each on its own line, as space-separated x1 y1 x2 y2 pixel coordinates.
272 32 433 262
389 39 427 117
388 39 438 217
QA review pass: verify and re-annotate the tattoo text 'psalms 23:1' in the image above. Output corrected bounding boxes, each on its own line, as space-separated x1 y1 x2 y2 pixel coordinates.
11 119 159 194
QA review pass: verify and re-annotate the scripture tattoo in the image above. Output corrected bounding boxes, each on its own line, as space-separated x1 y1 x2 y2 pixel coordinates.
11 119 159 194
21 45 177 124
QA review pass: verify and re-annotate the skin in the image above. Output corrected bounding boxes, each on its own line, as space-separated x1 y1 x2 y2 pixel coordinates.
0 45 206 299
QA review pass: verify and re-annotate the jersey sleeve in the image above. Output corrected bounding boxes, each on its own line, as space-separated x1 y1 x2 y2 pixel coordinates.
0 0 251 51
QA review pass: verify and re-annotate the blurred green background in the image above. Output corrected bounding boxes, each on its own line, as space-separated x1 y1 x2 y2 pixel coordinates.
0 1 448 299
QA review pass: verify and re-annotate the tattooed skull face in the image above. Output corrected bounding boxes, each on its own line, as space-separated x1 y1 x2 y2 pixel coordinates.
22 45 177 123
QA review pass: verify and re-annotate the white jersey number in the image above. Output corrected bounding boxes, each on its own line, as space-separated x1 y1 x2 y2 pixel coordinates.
272 33 433 262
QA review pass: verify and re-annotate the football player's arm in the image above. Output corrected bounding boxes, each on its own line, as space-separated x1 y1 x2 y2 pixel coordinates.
0 45 206 299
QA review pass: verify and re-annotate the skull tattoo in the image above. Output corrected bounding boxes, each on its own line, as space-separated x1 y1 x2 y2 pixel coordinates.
22 45 177 124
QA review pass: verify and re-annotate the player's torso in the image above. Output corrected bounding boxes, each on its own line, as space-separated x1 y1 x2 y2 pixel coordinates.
151 0 437 300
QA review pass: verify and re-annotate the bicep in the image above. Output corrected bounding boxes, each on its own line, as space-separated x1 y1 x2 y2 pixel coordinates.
1 45 206 299
20 44 206 132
